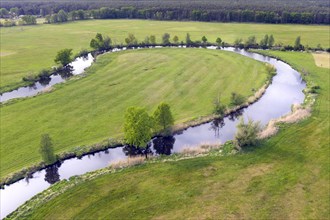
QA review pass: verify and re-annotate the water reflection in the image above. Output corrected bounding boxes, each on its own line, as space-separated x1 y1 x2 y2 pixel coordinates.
152 136 175 155
57 66 73 79
209 118 225 137
122 144 153 158
44 163 61 184
228 109 244 121
38 76 52 86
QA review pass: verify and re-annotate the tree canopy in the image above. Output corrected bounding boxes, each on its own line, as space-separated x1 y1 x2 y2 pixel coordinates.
54 48 73 66
124 107 154 148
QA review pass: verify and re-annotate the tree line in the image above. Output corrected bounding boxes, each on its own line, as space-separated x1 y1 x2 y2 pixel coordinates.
1 1 329 25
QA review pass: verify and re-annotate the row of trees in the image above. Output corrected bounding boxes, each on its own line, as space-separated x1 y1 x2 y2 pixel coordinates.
1 0 329 24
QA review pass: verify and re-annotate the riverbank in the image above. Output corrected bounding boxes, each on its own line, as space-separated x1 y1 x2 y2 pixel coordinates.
6 49 329 219
0 48 269 184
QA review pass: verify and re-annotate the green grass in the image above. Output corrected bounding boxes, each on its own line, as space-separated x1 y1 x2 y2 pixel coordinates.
12 51 329 219
1 19 329 90
0 48 269 179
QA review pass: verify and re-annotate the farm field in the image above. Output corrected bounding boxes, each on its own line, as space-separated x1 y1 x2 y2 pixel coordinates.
9 51 329 219
1 19 329 91
0 48 269 180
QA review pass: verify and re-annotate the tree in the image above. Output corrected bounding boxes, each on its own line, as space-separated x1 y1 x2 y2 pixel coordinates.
124 107 154 156
152 102 174 135
186 33 192 45
149 35 156 44
54 48 73 66
294 36 302 50
57 9 68 22
0 8 9 18
162 33 170 45
216 37 222 46
125 33 138 45
260 34 269 48
202 36 208 44
21 15 37 25
90 33 112 50
234 117 261 149
213 96 226 116
268 34 275 47
173 35 179 44
144 36 150 44
39 134 56 165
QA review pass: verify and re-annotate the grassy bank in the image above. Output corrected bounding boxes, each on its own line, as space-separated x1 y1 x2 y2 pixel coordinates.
0 48 269 180
1 19 329 90
7 50 329 219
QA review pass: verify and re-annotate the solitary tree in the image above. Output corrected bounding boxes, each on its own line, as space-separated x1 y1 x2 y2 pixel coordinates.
202 36 208 44
268 34 275 47
216 37 222 47
124 107 154 157
125 33 138 45
90 33 112 50
186 33 192 45
149 35 156 44
153 102 174 135
213 96 226 116
162 33 171 45
294 36 302 50
54 48 73 66
234 118 261 149
39 134 56 165
173 35 179 44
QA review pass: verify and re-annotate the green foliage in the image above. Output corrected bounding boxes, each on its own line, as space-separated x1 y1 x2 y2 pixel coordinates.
124 107 154 148
149 35 156 44
152 102 174 135
90 33 112 50
21 15 37 25
54 48 73 66
202 36 207 43
125 33 138 45
294 36 303 50
216 37 222 46
39 134 56 165
230 92 245 106
162 33 171 44
213 96 226 116
268 34 275 47
185 33 192 45
173 35 179 44
234 117 261 149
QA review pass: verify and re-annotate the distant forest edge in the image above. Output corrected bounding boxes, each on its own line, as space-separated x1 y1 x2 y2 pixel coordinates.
0 0 329 25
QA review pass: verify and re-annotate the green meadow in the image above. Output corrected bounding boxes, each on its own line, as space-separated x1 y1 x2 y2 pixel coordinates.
0 48 268 179
9 50 329 220
1 19 329 91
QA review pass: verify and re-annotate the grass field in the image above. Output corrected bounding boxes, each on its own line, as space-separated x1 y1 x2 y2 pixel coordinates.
1 19 329 91
0 48 269 180
312 52 330 68
10 51 329 220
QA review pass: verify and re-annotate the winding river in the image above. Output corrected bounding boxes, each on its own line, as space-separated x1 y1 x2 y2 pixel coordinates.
0 47 306 219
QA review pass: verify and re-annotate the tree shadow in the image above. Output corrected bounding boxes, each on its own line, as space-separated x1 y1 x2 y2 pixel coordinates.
152 136 175 155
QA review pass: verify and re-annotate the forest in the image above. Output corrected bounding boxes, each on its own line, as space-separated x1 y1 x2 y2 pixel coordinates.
0 0 329 24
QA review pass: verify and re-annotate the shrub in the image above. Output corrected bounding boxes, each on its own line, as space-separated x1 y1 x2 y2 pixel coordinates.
230 92 245 106
234 117 261 149
213 97 226 116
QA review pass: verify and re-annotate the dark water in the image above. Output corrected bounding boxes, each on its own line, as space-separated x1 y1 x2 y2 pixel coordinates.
0 54 94 102
0 48 306 218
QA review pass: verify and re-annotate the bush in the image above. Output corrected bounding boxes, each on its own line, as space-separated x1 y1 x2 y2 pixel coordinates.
230 92 245 106
213 97 226 116
234 117 261 149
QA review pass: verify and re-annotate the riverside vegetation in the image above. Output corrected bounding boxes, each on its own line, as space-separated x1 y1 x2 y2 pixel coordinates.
1 20 329 92
6 50 329 219
0 48 270 183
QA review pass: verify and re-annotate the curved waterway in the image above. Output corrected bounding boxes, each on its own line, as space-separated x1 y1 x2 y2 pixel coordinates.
0 54 94 102
0 48 306 218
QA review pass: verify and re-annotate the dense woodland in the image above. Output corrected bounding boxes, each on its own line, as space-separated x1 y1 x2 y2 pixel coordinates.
0 0 329 24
